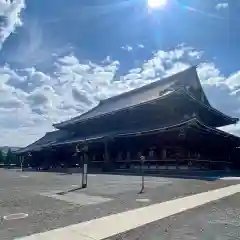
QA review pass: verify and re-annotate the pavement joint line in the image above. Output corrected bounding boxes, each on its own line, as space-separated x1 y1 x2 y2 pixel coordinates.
16 183 240 240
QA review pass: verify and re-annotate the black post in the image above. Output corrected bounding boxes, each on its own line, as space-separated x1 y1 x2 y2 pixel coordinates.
103 138 111 172
82 151 88 188
20 155 25 172
76 144 87 189
139 155 145 194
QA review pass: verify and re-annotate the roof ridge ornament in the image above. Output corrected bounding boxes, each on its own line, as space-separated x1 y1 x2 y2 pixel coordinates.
187 118 198 127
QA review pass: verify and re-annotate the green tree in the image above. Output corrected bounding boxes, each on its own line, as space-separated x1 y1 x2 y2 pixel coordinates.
0 150 4 164
11 153 17 165
5 149 14 165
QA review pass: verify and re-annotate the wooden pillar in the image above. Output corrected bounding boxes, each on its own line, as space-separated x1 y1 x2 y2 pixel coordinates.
161 148 166 160
118 152 122 162
104 139 109 163
103 138 111 171
126 151 130 161
126 151 131 169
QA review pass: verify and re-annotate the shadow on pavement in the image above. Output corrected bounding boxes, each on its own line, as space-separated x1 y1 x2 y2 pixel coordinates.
57 186 84 195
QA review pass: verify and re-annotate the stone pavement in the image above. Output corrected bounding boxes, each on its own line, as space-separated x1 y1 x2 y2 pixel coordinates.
18 185 240 240
0 169 240 240
107 192 240 240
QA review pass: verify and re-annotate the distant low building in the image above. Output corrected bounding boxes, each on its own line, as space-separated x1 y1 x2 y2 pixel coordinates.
15 67 240 171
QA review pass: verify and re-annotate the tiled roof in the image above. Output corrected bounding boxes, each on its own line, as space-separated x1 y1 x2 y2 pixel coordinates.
54 66 210 128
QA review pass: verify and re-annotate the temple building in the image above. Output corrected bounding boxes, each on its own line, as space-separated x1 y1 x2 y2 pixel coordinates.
16 66 240 171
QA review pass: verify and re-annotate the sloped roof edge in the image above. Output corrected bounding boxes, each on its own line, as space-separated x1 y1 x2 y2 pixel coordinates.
14 130 71 154
53 88 180 128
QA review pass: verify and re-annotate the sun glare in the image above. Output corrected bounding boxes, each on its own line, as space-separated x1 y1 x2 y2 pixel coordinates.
148 0 167 9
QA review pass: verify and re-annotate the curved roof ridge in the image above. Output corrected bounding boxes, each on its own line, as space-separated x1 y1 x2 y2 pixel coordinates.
103 66 197 103
53 88 182 128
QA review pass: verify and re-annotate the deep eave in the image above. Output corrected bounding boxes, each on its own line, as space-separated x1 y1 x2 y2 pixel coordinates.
20 118 240 153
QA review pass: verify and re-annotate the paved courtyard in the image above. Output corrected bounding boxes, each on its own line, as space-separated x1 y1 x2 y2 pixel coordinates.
0 169 240 239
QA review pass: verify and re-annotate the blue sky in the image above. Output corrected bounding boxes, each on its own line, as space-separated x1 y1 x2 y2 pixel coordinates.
0 0 240 146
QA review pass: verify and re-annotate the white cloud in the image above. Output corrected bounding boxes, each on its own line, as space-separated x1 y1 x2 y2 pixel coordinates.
225 71 240 90
121 45 133 51
1 45 240 146
216 3 228 10
197 62 223 84
0 0 25 49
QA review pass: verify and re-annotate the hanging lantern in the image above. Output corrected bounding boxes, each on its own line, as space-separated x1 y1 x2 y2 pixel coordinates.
82 144 88 152
140 155 145 163
178 128 185 139
76 143 88 153
76 144 81 153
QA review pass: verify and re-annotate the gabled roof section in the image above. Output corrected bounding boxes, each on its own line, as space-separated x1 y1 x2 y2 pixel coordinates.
54 66 211 128
15 130 71 154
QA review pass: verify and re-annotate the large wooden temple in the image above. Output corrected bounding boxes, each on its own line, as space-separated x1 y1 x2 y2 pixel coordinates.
16 67 240 171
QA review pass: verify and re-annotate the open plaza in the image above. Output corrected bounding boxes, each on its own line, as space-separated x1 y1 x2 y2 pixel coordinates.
0 168 240 239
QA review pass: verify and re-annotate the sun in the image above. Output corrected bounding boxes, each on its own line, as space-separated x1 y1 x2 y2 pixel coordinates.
147 0 167 9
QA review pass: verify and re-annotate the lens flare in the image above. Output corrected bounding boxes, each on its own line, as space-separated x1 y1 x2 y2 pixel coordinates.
148 0 167 9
